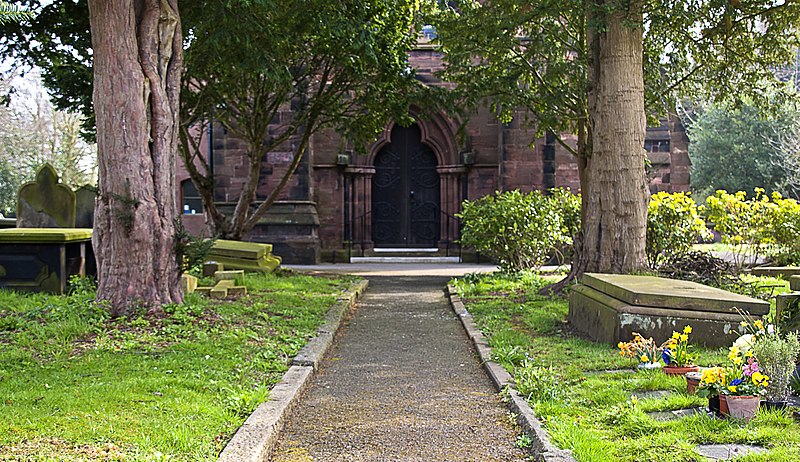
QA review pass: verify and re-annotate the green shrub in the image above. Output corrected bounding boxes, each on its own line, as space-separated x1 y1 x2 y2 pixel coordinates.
701 189 776 270
458 189 572 271
767 193 800 265
646 191 708 268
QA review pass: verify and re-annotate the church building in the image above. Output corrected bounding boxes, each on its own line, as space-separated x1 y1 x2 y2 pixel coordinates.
177 43 691 264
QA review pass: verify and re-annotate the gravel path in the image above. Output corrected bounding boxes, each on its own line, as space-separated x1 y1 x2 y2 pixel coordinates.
270 276 529 461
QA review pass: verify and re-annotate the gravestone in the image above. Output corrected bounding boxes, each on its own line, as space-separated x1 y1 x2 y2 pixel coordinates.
16 163 76 228
74 185 97 228
569 273 770 347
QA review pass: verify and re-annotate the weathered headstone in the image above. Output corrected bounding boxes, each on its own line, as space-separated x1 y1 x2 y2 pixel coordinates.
569 273 770 347
16 163 77 228
74 185 97 228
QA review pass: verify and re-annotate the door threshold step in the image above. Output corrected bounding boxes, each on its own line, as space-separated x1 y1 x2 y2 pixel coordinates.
350 256 461 263
372 248 439 253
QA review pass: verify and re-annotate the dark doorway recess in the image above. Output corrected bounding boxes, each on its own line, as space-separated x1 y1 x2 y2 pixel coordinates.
372 124 440 247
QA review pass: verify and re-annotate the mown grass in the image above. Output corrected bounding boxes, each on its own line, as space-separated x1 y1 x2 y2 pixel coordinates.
0 270 354 461
452 272 800 462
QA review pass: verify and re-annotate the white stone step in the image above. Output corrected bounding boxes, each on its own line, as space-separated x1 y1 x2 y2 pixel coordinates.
350 256 461 263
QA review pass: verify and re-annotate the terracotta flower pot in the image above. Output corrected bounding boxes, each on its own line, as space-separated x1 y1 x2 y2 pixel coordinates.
719 394 730 416
725 395 761 421
686 371 702 394
663 365 700 376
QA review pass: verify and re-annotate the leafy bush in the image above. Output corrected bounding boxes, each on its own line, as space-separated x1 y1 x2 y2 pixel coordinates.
767 193 800 265
458 189 573 271
701 189 776 270
646 192 708 268
753 331 800 401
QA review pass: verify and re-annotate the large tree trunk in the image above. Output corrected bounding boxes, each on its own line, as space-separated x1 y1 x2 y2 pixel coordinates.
89 0 183 316
582 2 649 274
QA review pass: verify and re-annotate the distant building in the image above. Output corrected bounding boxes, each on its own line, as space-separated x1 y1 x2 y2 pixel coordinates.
177 44 690 264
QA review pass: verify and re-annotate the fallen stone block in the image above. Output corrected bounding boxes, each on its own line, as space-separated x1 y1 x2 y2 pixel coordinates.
214 280 235 289
181 273 198 294
215 270 245 284
203 262 224 277
210 288 228 299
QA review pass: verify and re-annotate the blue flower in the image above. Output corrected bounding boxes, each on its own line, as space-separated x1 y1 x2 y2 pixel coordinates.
729 378 744 386
661 349 672 365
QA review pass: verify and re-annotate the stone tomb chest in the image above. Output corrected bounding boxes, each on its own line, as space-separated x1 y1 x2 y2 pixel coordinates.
0 228 93 294
569 273 770 347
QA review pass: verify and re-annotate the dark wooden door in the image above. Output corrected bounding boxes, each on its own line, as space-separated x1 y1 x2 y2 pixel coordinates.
372 124 440 247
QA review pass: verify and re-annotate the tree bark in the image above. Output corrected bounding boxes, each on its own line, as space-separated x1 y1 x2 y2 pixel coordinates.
89 0 183 316
582 1 649 274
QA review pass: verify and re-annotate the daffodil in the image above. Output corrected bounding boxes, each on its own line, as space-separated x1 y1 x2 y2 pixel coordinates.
671 331 680 340
728 345 741 360
754 319 764 330
641 355 649 363
683 325 692 334
680 334 689 342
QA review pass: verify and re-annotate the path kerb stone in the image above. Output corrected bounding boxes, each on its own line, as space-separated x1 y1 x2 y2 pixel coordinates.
446 285 577 462
217 279 369 462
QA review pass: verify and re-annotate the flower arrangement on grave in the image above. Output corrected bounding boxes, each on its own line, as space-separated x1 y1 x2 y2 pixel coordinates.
618 333 662 369
696 367 726 398
740 316 800 403
660 325 698 374
717 343 770 421
721 345 769 397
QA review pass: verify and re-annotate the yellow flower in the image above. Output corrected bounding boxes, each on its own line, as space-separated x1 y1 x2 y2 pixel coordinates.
617 342 624 349
728 346 741 360
680 334 689 342
683 325 692 334
671 331 680 340
727 385 737 393
752 371 770 387
641 355 649 363
740 321 749 328
754 320 764 330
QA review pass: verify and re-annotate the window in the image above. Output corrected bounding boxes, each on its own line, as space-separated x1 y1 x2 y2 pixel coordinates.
181 180 203 214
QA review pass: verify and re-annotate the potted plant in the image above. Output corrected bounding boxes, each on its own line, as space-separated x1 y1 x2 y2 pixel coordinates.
696 366 727 416
720 344 770 421
660 325 700 375
749 320 800 409
618 333 662 370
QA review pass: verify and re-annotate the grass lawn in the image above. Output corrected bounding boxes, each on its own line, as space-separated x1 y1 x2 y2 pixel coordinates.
0 270 355 461
452 272 800 462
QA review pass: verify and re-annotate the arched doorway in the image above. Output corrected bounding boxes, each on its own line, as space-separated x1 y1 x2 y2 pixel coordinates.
372 124 440 247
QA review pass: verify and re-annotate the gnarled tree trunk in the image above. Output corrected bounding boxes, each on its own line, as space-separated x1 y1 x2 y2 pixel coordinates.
582 2 649 274
89 0 183 316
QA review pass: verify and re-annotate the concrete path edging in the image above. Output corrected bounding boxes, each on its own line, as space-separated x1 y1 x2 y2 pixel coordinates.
218 279 369 462
446 285 578 462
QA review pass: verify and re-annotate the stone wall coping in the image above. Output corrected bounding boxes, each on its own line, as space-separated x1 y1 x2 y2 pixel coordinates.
0 228 93 243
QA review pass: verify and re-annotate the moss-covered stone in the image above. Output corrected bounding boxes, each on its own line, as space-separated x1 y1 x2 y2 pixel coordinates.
16 163 76 228
0 228 93 243
210 239 271 260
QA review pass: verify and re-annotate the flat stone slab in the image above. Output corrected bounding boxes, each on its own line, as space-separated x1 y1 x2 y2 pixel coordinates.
570 274 769 347
211 239 271 260
647 407 706 421
0 228 92 243
581 273 769 314
631 390 672 400
750 266 800 277
694 444 766 460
